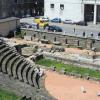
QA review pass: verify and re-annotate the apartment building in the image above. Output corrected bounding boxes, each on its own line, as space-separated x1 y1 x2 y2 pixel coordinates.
44 0 100 24
0 0 44 19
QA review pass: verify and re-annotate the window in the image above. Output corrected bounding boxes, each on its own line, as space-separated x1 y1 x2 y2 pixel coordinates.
33 34 36 38
92 40 95 44
65 39 68 44
98 32 100 37
77 40 79 46
50 4 54 8
60 4 64 10
43 36 46 39
54 37 56 41
15 0 17 3
83 32 85 37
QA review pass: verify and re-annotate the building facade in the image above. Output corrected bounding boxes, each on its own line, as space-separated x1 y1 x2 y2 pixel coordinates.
0 0 44 19
0 17 20 37
44 0 100 24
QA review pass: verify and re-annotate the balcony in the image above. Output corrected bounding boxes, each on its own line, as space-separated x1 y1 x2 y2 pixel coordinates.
82 0 100 4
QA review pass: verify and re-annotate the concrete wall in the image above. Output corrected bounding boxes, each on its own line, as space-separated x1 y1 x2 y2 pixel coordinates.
0 17 20 36
44 0 84 21
22 29 100 51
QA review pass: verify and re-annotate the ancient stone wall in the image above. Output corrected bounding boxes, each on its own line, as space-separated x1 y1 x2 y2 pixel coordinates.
22 29 100 51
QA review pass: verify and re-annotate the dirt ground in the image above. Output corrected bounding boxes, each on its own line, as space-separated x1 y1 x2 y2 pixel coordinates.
10 38 100 56
10 38 100 100
45 70 100 100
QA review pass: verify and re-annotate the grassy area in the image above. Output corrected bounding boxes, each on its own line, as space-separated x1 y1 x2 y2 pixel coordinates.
36 58 100 79
0 89 20 100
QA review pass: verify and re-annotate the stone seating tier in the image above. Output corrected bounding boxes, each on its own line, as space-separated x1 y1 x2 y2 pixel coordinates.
23 65 31 84
27 68 35 86
2 53 17 74
0 50 13 71
0 39 40 87
13 59 24 78
17 61 28 81
7 55 21 76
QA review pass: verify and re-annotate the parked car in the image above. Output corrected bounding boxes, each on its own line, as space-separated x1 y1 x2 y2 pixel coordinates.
48 25 62 32
63 19 75 24
51 18 61 23
28 23 37 29
75 21 87 26
40 17 49 22
34 16 40 19
20 22 30 28
25 14 31 17
20 22 37 29
22 14 31 18
34 16 40 23
39 21 49 27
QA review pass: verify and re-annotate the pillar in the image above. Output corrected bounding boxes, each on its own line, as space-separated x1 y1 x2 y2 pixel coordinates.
93 4 97 24
81 2 85 21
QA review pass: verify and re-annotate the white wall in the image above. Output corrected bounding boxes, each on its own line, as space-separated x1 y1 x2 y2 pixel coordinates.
44 0 84 21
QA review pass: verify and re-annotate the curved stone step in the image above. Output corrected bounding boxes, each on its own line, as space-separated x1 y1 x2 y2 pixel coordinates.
31 68 35 86
2 53 17 74
0 44 6 49
1 42 17 53
0 49 13 72
33 71 39 88
17 61 28 81
27 67 35 86
0 46 10 71
0 49 13 62
22 65 30 83
25 66 32 84
0 40 3 44
12 58 24 79
7 54 20 76
5 53 19 73
0 47 9 55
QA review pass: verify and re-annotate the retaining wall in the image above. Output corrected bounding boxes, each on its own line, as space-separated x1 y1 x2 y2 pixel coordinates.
22 29 100 51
